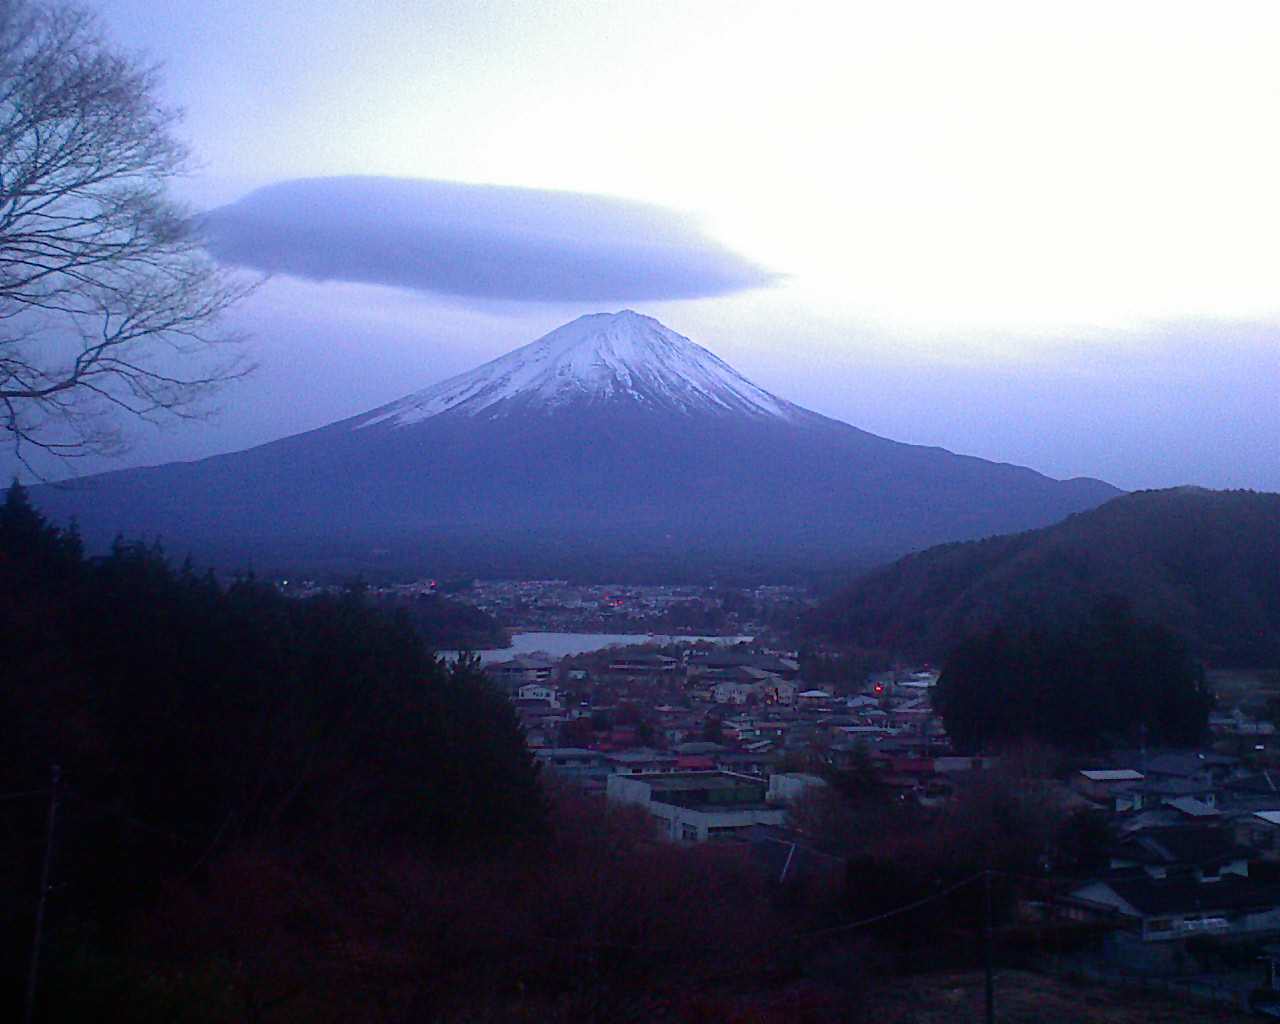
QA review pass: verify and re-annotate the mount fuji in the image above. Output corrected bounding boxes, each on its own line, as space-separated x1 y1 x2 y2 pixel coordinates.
33 311 1120 579
353 310 804 426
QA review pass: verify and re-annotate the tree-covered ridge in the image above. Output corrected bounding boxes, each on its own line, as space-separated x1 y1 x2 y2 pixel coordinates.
0 481 542 1014
1 481 540 852
366 589 509 650
0 481 850 1021
805 488 1280 667
932 600 1212 753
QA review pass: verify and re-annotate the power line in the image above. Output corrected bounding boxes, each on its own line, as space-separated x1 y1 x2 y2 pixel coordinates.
787 869 989 940
527 868 992 957
20 780 1009 974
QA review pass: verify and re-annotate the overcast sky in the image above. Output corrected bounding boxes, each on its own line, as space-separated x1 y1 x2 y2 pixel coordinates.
41 0 1280 491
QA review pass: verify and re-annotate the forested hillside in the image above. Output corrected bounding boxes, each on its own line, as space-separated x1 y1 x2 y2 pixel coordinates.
805 488 1280 666
367 589 509 650
0 482 841 1021
0 482 542 1018
933 602 1212 753
0 481 1238 1020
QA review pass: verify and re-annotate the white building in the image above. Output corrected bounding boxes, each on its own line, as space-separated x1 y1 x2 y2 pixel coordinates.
607 771 787 842
516 682 561 708
767 773 828 805
712 681 761 705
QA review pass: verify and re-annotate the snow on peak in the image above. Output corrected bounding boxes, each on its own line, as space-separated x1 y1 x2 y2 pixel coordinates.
356 311 804 428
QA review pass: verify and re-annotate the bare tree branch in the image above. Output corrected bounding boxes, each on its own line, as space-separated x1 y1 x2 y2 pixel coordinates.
0 0 253 466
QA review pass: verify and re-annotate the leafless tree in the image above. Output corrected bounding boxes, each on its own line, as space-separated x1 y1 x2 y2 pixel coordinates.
0 0 252 468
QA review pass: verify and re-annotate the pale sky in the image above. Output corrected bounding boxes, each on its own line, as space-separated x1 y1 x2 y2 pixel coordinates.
39 0 1280 490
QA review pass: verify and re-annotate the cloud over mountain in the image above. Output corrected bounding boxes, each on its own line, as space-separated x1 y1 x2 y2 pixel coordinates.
201 177 777 302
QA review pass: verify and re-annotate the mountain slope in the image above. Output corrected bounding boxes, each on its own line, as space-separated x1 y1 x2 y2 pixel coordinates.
32 312 1121 580
356 310 806 425
805 487 1280 665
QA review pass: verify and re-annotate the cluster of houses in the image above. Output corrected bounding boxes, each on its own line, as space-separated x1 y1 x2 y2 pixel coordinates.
489 641 1280 990
498 650 943 751
461 579 809 634
487 647 960 842
1058 750 1280 974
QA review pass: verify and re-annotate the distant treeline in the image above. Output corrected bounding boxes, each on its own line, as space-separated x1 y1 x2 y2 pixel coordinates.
148 525 884 590
933 599 1212 753
803 488 1280 668
365 589 509 650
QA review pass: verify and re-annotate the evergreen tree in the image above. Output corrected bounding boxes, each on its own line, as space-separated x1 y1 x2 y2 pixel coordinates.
933 600 1211 753
0 487 545 1012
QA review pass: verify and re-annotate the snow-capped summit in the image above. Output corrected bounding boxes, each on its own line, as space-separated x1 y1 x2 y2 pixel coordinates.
356 311 803 428
33 310 1121 581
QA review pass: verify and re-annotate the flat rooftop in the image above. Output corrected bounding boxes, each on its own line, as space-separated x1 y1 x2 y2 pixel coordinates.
1079 769 1145 782
643 772 763 793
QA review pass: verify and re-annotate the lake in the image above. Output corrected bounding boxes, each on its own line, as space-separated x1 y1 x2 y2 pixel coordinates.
440 631 754 664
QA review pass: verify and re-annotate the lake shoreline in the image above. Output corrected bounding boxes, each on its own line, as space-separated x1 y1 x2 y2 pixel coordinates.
440 630 755 664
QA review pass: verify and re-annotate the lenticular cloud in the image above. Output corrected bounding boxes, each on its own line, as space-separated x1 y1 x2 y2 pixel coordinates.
201 176 777 303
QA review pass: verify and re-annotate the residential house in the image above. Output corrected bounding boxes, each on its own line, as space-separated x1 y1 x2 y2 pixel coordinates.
887 697 933 730
674 741 729 757
687 651 800 683
1237 811 1280 855
713 680 762 705
1130 776 1221 812
1067 874 1280 944
1140 751 1242 787
608 652 680 676
516 682 561 708
604 749 678 775
1074 769 1146 803
534 747 610 783
487 656 555 689
1108 826 1250 882
607 771 788 842
716 749 777 776
1064 823 1280 970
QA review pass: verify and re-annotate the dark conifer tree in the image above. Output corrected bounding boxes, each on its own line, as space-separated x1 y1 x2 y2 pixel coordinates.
934 599 1211 752
0 484 544 1015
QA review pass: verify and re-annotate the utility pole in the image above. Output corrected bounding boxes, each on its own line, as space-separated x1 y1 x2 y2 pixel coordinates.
984 868 995 1024
23 765 60 1024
